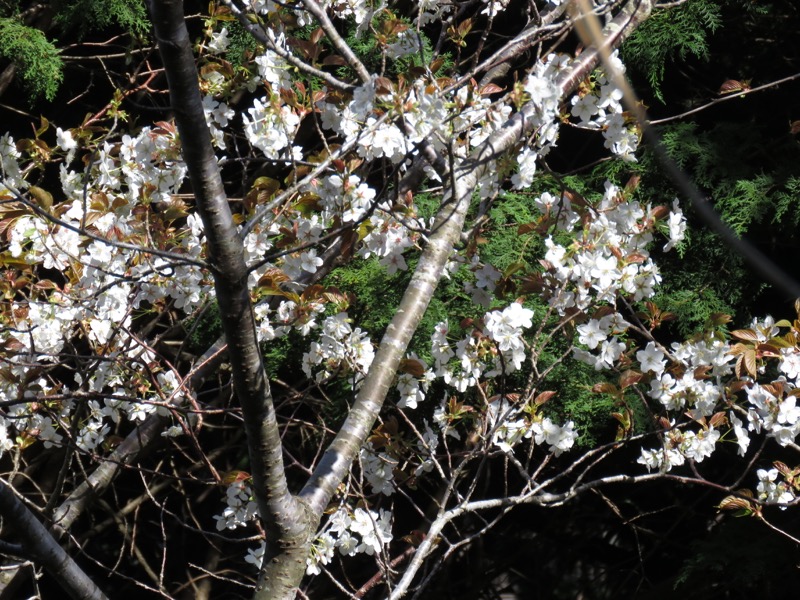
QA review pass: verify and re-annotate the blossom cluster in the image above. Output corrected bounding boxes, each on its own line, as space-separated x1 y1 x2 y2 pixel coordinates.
638 427 721 472
214 480 259 531
241 504 394 576
0 122 205 461
395 355 435 410
360 443 396 496
487 397 577 454
540 181 686 316
305 507 393 575
511 54 570 188
756 468 795 505
301 313 375 385
426 302 580 454
636 315 800 476
429 302 535 393
569 52 640 161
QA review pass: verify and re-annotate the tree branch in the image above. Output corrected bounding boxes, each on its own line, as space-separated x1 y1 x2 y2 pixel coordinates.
452 2 570 90
647 70 800 126
223 0 357 92
0 479 109 600
299 0 372 84
297 0 654 527
146 2 312 597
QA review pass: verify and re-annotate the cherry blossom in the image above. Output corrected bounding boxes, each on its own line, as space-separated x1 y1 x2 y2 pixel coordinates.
4 6 800 593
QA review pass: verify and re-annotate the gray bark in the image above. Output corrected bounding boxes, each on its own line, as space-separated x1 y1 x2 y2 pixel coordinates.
147 1 312 597
0 479 108 600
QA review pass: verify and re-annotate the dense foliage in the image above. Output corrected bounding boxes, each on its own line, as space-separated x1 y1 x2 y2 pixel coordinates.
1 0 800 598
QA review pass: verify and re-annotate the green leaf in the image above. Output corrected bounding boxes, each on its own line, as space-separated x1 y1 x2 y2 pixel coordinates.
0 17 64 102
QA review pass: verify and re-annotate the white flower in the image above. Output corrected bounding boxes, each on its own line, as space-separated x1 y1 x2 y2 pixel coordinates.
208 27 230 54
497 302 534 329
777 396 800 425
757 468 794 505
649 374 682 410
300 249 324 273
360 445 396 496
38 417 63 448
663 201 687 251
751 315 778 342
601 337 624 364
303 313 374 385
637 342 667 376
577 319 607 350
524 75 557 104
380 251 407 274
729 412 750 456
638 448 663 471
56 127 77 152
589 254 620 291
336 530 358 556
474 263 501 290
76 420 110 451
255 45 292 90
487 398 530 452
306 534 336 575
575 343 625 370
0 418 14 459
681 428 719 462
480 0 509 16
349 508 393 555
534 418 577 455
396 371 426 410
571 94 598 123
511 147 538 189
780 348 800 381
213 481 259 531
385 30 418 60
245 542 266 568
243 98 300 159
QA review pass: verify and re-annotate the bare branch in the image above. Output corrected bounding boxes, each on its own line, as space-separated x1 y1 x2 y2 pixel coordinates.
0 479 109 600
299 0 372 84
648 70 800 126
223 0 357 92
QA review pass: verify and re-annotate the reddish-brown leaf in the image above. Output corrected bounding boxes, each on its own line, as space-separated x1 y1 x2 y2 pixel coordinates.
592 382 618 395
718 79 749 95
717 494 754 512
399 358 426 378
730 329 760 342
619 370 642 389
479 83 504 96
744 348 757 377
534 391 556 406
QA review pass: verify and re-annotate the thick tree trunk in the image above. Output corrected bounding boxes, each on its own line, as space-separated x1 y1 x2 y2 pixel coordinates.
147 2 312 597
